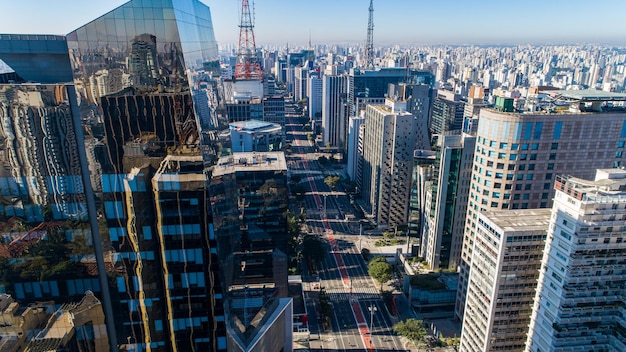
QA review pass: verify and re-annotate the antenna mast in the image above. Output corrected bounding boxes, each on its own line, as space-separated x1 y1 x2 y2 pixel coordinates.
235 0 263 80
364 0 375 70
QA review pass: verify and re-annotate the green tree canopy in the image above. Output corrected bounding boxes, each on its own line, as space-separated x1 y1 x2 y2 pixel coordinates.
393 318 427 344
368 260 393 292
324 175 341 190
302 235 325 265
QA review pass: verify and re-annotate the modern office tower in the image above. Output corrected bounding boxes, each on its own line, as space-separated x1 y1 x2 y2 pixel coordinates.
347 116 365 182
262 95 285 126
63 0 225 350
456 90 626 322
274 58 287 84
460 209 550 352
525 170 626 352
227 91 264 122
230 120 284 153
408 150 437 253
307 73 322 120
430 89 465 136
348 67 433 118
294 66 308 102
322 75 348 148
210 152 292 352
421 133 475 271
361 99 424 228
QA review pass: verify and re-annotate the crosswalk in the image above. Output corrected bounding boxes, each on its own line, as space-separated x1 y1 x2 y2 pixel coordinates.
325 288 380 302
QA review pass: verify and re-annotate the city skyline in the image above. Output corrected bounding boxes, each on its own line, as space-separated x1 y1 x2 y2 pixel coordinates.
0 0 625 46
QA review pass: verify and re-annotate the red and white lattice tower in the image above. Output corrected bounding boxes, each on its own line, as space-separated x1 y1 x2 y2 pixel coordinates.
234 0 263 80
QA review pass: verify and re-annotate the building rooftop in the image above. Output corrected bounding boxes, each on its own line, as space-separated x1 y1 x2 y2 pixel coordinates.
555 169 626 201
213 152 287 177
542 89 626 102
480 209 552 233
229 119 281 132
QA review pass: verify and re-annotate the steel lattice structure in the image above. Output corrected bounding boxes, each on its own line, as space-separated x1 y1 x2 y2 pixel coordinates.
235 0 263 80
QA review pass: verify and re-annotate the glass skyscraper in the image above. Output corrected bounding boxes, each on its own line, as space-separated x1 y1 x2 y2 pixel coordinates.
0 0 226 351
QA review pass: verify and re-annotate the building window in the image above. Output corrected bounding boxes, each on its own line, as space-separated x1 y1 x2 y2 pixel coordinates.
521 143 529 150
505 184 512 190
522 203 529 209
551 143 559 150
517 174 524 180
494 183 502 188
491 202 499 207
532 143 539 150
493 192 501 198
513 194 521 200
497 163 504 169
616 151 623 158
542 193 549 199
540 202 548 208
549 153 557 160
495 172 503 179
523 193 530 200
528 164 535 170
547 163 554 170
520 153 527 160
544 183 551 190
546 173 553 180
530 154 537 160
507 174 514 180
519 164 526 171
504 194 510 200
500 142 508 149
508 164 515 171
498 152 507 159
553 121 563 140
515 184 523 190
511 143 519 150
618 141 625 148
509 154 517 161
525 184 532 190
526 174 534 180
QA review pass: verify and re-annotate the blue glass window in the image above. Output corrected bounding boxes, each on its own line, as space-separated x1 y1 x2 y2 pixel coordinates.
554 121 563 140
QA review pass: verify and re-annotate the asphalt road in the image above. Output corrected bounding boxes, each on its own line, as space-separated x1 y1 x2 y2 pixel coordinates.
286 116 406 352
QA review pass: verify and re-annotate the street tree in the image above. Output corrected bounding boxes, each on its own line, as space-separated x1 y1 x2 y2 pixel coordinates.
302 235 325 267
368 260 393 292
393 318 427 345
324 175 341 190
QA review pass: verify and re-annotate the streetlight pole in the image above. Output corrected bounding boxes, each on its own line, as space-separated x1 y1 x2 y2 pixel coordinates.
369 304 377 330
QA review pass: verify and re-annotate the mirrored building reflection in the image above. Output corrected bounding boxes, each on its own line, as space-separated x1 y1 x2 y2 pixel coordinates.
66 0 224 351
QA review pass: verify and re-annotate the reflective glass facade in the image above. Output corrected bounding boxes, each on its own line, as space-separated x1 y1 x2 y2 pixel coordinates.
63 0 225 350
0 83 104 308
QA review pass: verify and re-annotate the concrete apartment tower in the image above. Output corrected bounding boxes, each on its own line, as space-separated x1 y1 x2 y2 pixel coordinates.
361 98 427 228
456 90 626 321
525 169 626 352
459 209 551 352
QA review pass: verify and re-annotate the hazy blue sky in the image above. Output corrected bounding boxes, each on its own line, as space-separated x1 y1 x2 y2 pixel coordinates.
0 0 625 45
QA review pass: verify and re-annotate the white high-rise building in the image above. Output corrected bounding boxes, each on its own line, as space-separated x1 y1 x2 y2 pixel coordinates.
460 209 551 352
322 75 348 148
307 74 322 120
525 169 626 352
457 91 626 321
347 115 365 182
